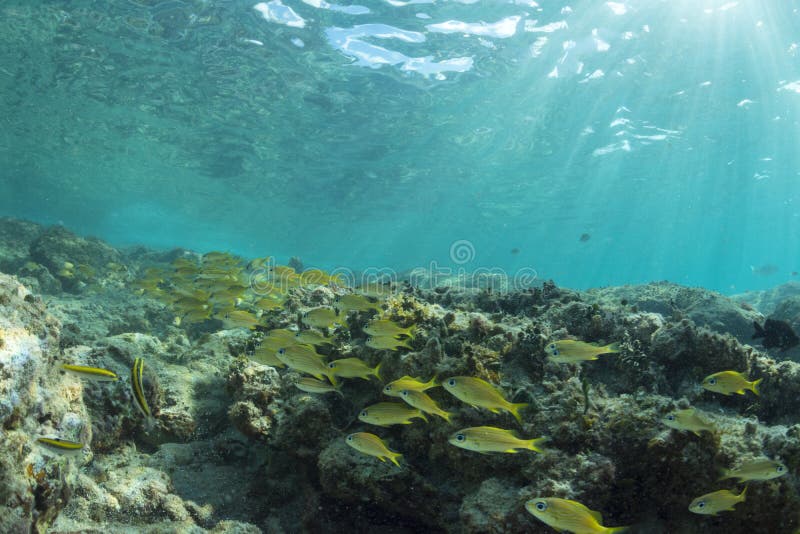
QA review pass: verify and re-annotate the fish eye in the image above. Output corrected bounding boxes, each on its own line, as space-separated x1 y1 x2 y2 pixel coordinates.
294 332 301 337
278 348 285 355
455 433 466 442
535 501 547 512
708 378 716 385
696 501 705 509
401 390 409 396
666 414 675 421
328 362 335 368
346 435 353 441
383 385 392 392
552 349 559 356
360 410 368 417
447 378 456 387
778 465 786 472
549 343 556 350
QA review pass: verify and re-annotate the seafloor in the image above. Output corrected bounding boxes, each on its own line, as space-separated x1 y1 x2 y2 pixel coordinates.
1 217 799 534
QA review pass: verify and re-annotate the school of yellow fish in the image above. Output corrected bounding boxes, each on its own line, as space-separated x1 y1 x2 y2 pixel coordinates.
42 251 788 533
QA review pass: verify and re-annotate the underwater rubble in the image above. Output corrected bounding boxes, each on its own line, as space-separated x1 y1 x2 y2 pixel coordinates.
0 218 799 533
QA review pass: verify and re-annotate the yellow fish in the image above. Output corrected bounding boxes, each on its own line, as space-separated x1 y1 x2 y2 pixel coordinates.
366 335 413 351
327 358 381 381
251 340 289 367
449 426 545 454
719 459 787 482
295 329 335 347
335 293 381 313
217 310 262 330
294 377 342 396
61 364 119 382
131 357 152 418
358 402 427 426
345 432 402 466
364 319 416 340
547 340 620 363
355 282 395 298
36 437 85 457
661 408 715 436
442 376 527 423
383 376 438 397
264 328 298 341
302 307 341 329
526 497 627 534
275 345 336 384
689 487 746 515
701 371 761 396
399 389 451 421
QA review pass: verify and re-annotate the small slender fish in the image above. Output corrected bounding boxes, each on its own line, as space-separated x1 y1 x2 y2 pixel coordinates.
547 340 621 363
294 377 343 396
689 487 747 515
131 357 152 418
400 389 451 421
345 432 402 466
719 459 787 482
449 426 545 454
327 358 381 381
61 364 119 382
526 497 627 534
442 376 527 423
383 375 438 397
701 371 762 396
36 437 85 457
359 402 427 427
661 408 715 436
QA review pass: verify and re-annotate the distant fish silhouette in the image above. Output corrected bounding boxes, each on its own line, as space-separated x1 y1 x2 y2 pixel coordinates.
579 233 591 242
750 264 779 276
753 319 799 351
510 248 519 255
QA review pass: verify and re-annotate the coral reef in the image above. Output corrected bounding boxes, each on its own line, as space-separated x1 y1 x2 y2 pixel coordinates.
1 219 800 533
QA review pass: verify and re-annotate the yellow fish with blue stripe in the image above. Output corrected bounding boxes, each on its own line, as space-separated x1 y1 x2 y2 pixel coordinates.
327 358 381 381
661 408 715 436
701 371 761 396
399 389 451 421
526 497 628 533
345 432 402 466
547 340 620 363
449 426 545 454
442 376 527 423
358 402 427 426
383 375 438 397
689 487 746 515
719 458 787 482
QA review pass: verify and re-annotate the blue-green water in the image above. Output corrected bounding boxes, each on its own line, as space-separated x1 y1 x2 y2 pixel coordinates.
1 0 799 292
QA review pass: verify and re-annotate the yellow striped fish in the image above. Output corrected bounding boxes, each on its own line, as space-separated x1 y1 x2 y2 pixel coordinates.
36 437 85 456
61 364 118 382
131 357 152 418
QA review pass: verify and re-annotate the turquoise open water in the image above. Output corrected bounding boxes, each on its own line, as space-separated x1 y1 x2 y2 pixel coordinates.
1 0 799 292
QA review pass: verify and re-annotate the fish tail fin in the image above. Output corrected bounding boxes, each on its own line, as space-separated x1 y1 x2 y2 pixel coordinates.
527 437 546 453
326 373 339 387
418 411 428 423
425 375 438 389
751 378 762 396
441 410 452 422
510 403 528 424
605 342 621 353
390 453 402 467
373 363 382 382
739 485 748 501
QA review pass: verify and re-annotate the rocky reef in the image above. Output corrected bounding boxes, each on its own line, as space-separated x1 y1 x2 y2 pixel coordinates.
0 217 799 533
